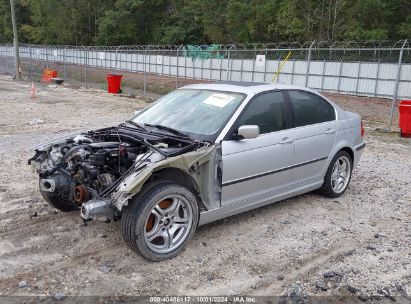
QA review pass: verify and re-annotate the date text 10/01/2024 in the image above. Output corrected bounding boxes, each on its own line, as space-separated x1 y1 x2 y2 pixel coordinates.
149 296 256 303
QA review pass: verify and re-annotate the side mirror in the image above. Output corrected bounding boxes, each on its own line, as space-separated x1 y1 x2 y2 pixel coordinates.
237 125 260 140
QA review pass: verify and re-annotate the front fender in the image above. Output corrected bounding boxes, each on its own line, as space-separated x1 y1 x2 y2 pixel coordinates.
112 145 216 211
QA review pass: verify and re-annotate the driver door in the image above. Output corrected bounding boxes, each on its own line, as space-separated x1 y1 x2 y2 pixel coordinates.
221 91 295 207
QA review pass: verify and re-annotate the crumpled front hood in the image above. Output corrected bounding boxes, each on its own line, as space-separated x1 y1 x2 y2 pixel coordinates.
29 132 81 151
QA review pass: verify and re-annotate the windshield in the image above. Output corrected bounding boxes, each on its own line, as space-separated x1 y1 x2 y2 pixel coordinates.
132 89 245 141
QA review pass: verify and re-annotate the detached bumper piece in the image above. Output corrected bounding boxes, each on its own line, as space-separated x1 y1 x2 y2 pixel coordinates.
356 143 366 151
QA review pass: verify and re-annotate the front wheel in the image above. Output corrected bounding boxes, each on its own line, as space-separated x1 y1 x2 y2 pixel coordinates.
320 151 353 198
121 182 199 261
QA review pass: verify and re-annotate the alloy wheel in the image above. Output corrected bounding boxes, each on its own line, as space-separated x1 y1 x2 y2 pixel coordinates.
143 195 193 254
331 156 351 193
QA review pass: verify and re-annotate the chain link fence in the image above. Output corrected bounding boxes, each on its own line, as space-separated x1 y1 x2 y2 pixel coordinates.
0 40 410 128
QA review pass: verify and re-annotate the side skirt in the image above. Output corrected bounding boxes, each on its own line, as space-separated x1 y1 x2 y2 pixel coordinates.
198 180 323 226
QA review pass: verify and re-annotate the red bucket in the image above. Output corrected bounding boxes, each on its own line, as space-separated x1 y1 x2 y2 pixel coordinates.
399 100 411 137
42 69 58 83
106 74 123 94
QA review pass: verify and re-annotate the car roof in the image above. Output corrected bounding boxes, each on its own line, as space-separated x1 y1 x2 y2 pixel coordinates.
180 81 320 96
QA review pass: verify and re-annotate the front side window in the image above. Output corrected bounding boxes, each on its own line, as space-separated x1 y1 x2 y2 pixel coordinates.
132 89 245 140
288 91 335 127
236 91 286 134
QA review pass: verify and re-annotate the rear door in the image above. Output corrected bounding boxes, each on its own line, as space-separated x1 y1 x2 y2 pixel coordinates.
285 90 337 185
220 91 295 207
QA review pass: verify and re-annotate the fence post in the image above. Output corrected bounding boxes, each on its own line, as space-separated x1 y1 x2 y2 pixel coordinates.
115 46 120 72
374 57 381 97
63 46 67 81
219 50 222 81
251 48 256 82
337 50 345 93
46 45 49 69
263 47 268 82
355 60 361 95
388 39 407 130
226 48 230 81
290 55 295 85
275 56 280 83
185 49 188 80
200 55 204 80
29 44 33 81
240 57 244 82
84 46 88 88
305 41 315 87
0 45 2 73
1 45 3 72
2 45 6 74
143 47 147 96
3 45 7 74
320 59 326 90
226 45 235 81
6 44 9 74
161 48 164 76
210 55 214 81
176 45 182 89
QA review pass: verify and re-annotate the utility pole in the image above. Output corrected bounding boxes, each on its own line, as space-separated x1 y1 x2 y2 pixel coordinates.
9 0 21 79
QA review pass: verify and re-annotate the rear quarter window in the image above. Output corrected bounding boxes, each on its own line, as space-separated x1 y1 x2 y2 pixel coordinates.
319 98 336 122
288 91 335 127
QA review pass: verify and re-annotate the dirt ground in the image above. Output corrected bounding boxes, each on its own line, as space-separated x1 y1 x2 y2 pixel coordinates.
0 75 410 303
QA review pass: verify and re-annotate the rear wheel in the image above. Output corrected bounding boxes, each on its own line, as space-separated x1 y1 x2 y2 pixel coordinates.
320 151 352 198
121 182 199 261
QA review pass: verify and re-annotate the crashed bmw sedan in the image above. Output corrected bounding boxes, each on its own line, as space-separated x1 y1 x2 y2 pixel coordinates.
29 82 365 261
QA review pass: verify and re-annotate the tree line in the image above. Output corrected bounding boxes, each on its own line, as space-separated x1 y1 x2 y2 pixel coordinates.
0 0 410 46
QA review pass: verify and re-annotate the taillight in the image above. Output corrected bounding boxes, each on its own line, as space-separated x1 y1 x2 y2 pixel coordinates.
361 120 365 137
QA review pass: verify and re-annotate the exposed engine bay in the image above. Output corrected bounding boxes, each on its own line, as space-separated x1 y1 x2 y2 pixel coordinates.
28 124 204 219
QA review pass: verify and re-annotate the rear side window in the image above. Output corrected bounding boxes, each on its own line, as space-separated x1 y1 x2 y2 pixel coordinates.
320 98 336 121
236 92 285 134
288 91 335 127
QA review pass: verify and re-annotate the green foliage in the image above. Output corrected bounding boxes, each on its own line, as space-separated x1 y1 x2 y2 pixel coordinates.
0 0 31 43
0 0 409 45
398 17 411 38
345 0 411 41
96 0 168 45
26 0 114 45
0 0 12 42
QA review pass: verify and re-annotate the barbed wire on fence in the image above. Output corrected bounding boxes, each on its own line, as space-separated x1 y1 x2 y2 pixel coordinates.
2 39 409 50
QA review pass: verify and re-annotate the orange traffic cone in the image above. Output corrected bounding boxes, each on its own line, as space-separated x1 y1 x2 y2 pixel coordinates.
31 82 37 99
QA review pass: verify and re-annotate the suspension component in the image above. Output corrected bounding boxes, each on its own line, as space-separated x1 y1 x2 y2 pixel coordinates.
74 184 89 204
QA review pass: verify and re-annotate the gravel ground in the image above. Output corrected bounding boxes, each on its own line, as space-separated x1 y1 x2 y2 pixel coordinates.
0 75 410 303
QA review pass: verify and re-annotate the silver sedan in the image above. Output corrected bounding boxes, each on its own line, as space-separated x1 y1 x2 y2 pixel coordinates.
29 82 365 261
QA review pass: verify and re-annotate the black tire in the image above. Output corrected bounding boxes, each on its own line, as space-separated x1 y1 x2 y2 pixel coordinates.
39 181 78 212
121 181 199 261
319 150 353 198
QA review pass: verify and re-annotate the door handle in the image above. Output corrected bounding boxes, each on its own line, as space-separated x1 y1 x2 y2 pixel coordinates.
325 128 336 134
280 137 294 144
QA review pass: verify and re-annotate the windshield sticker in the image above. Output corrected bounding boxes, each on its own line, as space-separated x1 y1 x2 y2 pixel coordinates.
202 93 235 108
